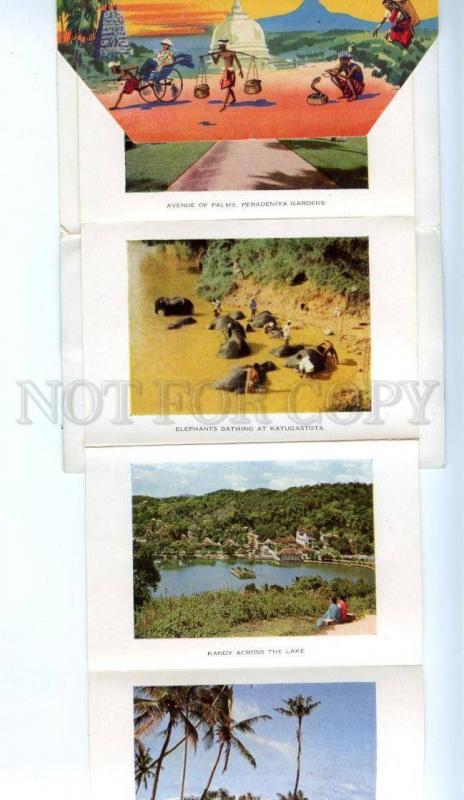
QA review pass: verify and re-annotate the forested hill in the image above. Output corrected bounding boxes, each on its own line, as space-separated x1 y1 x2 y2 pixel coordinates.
197 237 370 304
133 482 374 555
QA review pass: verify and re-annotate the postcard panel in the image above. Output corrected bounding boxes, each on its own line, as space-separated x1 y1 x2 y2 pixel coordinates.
86 439 421 671
88 666 424 800
80 217 420 448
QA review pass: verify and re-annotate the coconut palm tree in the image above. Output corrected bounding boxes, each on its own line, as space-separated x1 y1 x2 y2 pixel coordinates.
134 686 230 800
200 699 271 800
134 740 156 793
135 687 202 800
274 695 320 800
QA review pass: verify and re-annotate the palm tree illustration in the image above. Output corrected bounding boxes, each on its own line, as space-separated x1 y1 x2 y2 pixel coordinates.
274 695 321 800
200 694 271 800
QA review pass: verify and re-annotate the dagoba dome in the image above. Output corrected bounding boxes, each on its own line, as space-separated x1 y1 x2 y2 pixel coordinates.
211 0 270 61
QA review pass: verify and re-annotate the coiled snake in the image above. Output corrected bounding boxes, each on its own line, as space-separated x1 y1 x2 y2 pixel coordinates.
307 76 329 105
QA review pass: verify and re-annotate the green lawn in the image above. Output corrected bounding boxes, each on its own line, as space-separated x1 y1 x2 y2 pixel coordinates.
125 141 214 192
279 137 368 189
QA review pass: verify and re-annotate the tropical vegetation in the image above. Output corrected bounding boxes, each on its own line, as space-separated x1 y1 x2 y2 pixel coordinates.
134 685 320 800
267 28 438 87
133 482 373 572
195 238 369 305
135 575 376 639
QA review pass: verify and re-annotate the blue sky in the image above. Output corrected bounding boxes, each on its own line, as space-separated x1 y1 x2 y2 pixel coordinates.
135 682 377 800
131 460 372 498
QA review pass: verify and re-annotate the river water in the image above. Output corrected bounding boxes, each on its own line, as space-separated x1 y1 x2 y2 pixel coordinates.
154 558 374 598
128 243 368 416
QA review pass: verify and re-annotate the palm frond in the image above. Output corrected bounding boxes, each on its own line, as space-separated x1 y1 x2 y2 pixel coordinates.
231 735 257 769
233 714 271 734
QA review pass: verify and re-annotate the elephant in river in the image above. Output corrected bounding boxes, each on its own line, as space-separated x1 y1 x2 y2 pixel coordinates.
218 330 251 359
154 296 194 316
214 361 277 393
270 342 305 358
285 341 339 373
230 310 246 320
248 310 277 329
208 315 246 338
167 316 197 330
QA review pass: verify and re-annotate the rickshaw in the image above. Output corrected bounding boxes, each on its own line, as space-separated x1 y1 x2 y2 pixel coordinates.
137 54 194 103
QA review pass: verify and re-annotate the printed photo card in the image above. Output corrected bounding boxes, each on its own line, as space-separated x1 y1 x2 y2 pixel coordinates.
86 439 422 672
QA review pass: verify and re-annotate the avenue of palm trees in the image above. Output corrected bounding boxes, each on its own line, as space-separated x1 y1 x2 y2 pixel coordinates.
134 686 321 800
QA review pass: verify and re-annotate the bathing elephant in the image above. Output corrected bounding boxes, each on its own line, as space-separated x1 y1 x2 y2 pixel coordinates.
249 310 277 329
285 341 339 373
167 316 197 330
230 310 246 320
270 342 305 358
154 296 194 316
214 361 277 393
218 330 251 359
208 315 246 338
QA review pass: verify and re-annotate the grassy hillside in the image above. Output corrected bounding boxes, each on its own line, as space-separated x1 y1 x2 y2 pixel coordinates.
267 29 437 86
191 237 369 304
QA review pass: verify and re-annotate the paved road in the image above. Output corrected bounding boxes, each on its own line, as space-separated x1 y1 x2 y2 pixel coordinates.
168 138 337 191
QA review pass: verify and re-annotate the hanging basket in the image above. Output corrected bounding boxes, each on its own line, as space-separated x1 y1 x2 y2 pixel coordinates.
244 78 262 95
244 57 262 95
194 83 210 99
193 56 210 99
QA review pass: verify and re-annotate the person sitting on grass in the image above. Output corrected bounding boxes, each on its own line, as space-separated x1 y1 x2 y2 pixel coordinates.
328 52 365 102
338 595 356 624
317 596 341 628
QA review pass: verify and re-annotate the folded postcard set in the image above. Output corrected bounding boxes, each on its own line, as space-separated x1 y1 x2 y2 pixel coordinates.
58 2 442 798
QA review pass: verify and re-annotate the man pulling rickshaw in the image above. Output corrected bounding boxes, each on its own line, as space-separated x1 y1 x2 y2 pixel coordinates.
108 40 193 109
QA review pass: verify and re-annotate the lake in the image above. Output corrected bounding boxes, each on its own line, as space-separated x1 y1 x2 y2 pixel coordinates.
129 34 210 76
154 558 374 598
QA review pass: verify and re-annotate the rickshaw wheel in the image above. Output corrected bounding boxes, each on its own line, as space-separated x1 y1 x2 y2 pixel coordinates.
153 80 167 101
156 69 183 102
138 82 157 103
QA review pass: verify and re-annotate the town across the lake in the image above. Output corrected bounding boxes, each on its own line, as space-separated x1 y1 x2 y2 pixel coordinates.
132 459 376 638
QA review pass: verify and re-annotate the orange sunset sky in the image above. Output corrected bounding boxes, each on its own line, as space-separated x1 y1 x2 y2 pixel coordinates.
66 0 439 37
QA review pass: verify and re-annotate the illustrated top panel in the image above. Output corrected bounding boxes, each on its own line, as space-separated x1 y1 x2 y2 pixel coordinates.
57 0 438 144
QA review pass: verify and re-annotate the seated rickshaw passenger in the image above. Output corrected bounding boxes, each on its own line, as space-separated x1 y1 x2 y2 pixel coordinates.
140 39 175 82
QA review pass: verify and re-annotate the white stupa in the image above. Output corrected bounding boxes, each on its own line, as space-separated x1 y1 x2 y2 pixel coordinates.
210 0 271 62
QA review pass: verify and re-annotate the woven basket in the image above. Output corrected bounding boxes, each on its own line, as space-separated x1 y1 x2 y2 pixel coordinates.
244 79 262 95
194 84 210 99
307 94 328 105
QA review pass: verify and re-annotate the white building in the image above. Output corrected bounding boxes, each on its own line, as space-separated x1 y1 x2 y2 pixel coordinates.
211 0 271 63
260 544 276 558
295 527 316 548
